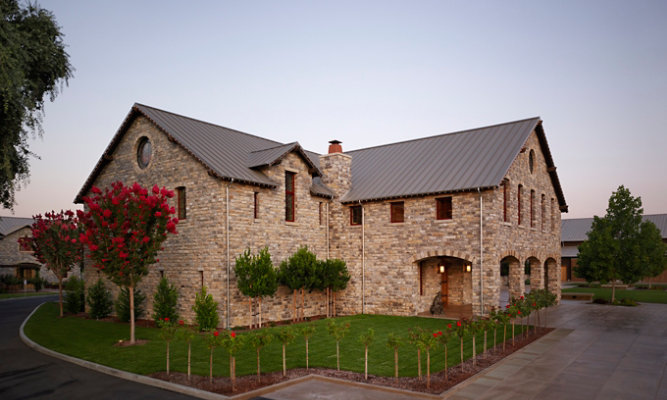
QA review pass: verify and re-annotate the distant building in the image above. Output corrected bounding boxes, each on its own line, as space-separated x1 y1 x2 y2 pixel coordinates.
76 103 568 327
561 214 667 283
0 216 57 284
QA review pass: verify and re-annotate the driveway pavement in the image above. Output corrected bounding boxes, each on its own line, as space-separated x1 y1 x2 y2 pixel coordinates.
0 296 197 400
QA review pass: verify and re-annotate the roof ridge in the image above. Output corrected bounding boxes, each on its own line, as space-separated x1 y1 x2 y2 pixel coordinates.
134 103 283 146
249 142 299 154
346 117 541 154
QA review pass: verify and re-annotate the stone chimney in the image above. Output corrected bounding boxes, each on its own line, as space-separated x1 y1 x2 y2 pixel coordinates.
320 140 352 199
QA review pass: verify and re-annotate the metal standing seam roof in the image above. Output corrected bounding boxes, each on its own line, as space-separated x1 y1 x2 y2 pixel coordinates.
76 104 567 210
0 216 34 237
561 214 667 243
76 104 329 203
341 117 564 205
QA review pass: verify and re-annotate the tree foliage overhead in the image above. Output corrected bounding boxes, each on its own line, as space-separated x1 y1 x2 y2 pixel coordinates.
576 185 666 301
1 0 73 209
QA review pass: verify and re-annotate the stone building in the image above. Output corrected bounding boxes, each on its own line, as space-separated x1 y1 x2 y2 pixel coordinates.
0 217 58 284
76 103 567 327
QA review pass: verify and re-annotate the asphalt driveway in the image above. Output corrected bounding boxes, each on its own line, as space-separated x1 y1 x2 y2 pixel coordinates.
0 296 197 400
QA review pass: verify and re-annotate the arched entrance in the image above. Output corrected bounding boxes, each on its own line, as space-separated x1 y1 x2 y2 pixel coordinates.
501 255 523 304
417 255 473 319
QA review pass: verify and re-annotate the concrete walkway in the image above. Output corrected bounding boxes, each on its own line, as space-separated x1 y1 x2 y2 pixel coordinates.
258 301 667 400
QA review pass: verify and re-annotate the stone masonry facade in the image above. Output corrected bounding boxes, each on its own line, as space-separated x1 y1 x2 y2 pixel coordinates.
82 113 563 327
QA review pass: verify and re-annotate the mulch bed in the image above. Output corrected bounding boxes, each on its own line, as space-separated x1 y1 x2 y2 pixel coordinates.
150 327 553 396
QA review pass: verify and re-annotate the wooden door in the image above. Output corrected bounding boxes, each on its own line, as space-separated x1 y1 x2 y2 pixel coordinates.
440 271 448 306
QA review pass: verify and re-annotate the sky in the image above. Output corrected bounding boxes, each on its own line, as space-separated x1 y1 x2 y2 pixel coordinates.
2 0 666 219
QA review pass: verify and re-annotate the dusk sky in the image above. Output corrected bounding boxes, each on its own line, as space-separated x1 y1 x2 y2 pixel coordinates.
2 0 666 219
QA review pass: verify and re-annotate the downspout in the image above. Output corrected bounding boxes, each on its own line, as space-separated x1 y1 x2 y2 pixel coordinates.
360 201 365 315
478 188 484 314
226 179 233 329
326 201 330 259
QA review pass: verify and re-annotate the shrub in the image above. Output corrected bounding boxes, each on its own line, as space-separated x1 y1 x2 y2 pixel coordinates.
193 286 219 331
152 277 180 323
86 278 113 319
29 275 45 291
116 287 146 322
592 297 609 304
615 298 638 307
64 277 85 314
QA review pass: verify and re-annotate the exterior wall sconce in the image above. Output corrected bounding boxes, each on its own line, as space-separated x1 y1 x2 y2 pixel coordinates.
466 264 471 272
438 264 445 274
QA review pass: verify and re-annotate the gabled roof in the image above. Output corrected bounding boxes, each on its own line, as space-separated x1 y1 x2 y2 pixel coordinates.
0 217 34 238
562 214 667 243
247 142 321 174
341 118 567 210
76 104 328 202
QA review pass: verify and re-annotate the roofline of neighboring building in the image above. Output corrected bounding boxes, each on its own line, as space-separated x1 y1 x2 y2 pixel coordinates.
340 186 497 204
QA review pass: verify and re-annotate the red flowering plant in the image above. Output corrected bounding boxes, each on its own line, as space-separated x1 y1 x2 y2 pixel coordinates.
204 330 223 384
78 182 178 343
506 299 523 346
454 319 468 372
20 210 83 317
220 331 245 391
176 320 197 381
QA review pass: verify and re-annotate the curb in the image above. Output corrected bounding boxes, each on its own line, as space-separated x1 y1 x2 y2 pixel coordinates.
20 301 230 400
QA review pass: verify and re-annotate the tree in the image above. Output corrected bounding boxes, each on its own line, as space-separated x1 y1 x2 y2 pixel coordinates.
234 247 278 328
220 331 244 391
87 278 113 319
177 320 197 381
193 286 219 331
21 211 82 317
326 319 350 371
358 328 375 380
79 182 178 343
248 330 273 383
152 277 179 323
298 323 317 371
279 246 318 322
386 333 403 383
577 185 666 302
319 258 350 317
157 317 177 375
0 0 73 209
275 327 296 377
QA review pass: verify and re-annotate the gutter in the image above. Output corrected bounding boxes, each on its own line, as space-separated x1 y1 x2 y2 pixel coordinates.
226 179 233 329
360 201 365 314
478 188 484 314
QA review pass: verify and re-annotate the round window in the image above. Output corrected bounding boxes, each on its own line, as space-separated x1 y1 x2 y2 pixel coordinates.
529 149 535 174
137 137 152 169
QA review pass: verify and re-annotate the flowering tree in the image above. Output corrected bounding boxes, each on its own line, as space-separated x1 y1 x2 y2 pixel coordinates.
21 211 82 317
220 331 244 391
177 320 197 380
157 317 177 374
205 331 222 384
79 182 178 343
454 319 467 372
438 326 454 381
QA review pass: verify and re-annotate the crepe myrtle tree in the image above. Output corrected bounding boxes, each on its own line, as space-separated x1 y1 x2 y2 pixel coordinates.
79 182 178 344
20 210 82 317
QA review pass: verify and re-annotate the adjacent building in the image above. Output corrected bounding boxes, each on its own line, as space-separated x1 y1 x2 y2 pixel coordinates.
76 103 568 327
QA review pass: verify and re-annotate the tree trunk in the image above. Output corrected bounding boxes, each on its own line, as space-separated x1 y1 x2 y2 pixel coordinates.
231 356 236 391
209 348 213 384
611 280 616 303
57 277 64 318
472 335 476 367
333 291 337 317
249 297 253 329
292 289 297 322
503 324 507 351
511 320 515 347
282 344 287 376
336 341 340 371
306 338 310 370
493 326 497 350
444 344 448 381
394 348 399 382
187 342 191 380
256 348 261 382
426 349 431 389
364 345 368 380
258 297 262 328
129 285 136 344
417 348 422 380
301 288 305 321
460 337 464 373
483 330 487 355
166 342 170 374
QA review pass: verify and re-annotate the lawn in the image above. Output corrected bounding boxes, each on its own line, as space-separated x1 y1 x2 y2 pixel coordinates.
24 302 522 378
562 287 667 304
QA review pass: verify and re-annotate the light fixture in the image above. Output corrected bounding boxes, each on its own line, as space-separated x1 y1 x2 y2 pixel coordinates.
466 264 471 272
438 264 445 274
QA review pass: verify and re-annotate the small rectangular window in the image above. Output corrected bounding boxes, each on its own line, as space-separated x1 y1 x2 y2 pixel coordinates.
436 197 452 220
502 180 509 222
517 185 523 225
285 172 295 222
530 189 535 227
319 202 324 226
390 201 404 223
177 186 186 220
254 192 259 219
350 205 362 226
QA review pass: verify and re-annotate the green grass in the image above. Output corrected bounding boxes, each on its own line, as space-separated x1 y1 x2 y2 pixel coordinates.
24 302 525 378
0 292 56 299
562 287 667 304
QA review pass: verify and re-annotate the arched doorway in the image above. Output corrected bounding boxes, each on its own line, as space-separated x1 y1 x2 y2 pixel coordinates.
417 255 473 319
501 255 523 304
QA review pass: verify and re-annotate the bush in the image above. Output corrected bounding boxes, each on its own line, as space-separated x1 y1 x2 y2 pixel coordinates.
87 279 113 319
193 286 219 331
615 298 638 307
152 277 179 323
592 297 609 304
29 276 46 292
65 277 85 314
115 287 146 322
